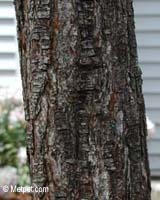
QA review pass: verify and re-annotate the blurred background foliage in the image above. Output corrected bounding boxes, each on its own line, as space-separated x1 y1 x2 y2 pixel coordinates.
0 98 30 187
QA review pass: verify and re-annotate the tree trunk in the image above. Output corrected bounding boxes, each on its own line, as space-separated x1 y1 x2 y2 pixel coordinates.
14 0 151 199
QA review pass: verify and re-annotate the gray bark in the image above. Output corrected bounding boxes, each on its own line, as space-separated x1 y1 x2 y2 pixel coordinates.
14 0 151 199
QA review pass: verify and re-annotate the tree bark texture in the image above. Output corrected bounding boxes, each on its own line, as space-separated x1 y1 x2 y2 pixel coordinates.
15 0 151 199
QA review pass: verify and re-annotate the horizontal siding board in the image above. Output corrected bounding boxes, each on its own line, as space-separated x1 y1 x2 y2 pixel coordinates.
137 32 160 47
150 126 160 139
135 16 160 31
0 35 15 41
149 155 160 170
0 76 21 87
144 94 160 109
141 63 160 78
143 79 160 93
0 52 15 59
0 25 16 36
148 140 160 154
0 0 13 2
0 18 15 25
0 69 16 75
146 108 160 125
0 59 17 70
138 47 160 63
150 171 160 177
134 1 160 16
0 2 15 19
0 40 17 53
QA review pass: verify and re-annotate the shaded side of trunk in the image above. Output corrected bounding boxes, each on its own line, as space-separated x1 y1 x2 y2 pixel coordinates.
15 0 151 199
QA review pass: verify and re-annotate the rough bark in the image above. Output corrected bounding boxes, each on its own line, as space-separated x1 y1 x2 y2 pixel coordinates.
14 0 151 199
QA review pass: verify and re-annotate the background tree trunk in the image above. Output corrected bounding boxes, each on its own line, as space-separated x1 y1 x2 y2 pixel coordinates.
15 0 151 199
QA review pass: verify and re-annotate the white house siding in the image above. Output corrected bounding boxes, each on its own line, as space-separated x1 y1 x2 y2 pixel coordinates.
134 0 160 177
0 0 21 98
0 0 160 176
